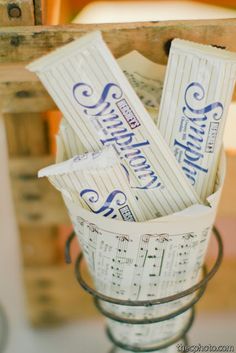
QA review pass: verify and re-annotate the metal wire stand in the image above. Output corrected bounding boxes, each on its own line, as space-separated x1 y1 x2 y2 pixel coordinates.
65 227 223 352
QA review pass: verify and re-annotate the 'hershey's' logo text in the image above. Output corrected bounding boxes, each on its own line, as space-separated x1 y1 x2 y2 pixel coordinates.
73 82 161 190
174 82 223 186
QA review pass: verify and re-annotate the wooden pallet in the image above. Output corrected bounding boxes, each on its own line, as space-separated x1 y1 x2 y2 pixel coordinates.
1 0 236 325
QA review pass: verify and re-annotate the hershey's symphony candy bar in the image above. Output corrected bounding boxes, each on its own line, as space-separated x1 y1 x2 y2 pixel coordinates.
158 39 236 200
27 31 201 218
39 148 147 222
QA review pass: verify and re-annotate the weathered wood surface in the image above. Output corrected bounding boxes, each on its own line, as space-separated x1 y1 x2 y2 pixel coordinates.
1 19 236 64
0 81 56 113
24 264 98 326
20 225 60 266
3 113 67 226
0 0 35 26
1 0 70 327
1 19 236 112
4 113 68 225
4 113 49 155
0 64 36 82
33 0 42 25
9 156 69 225
0 65 55 113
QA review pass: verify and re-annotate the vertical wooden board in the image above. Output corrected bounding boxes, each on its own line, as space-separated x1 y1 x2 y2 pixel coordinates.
0 0 35 26
24 265 98 326
3 113 18 156
0 81 56 113
4 113 49 156
0 0 69 328
4 112 67 227
0 64 57 114
9 156 69 226
20 225 60 267
0 65 56 114
33 0 42 25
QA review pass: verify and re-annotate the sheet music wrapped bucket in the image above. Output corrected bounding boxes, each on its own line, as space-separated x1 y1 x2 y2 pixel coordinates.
63 152 225 350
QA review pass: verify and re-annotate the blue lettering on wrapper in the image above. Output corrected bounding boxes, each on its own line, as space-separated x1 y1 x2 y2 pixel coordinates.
73 82 161 190
174 82 224 186
184 82 223 120
80 188 135 221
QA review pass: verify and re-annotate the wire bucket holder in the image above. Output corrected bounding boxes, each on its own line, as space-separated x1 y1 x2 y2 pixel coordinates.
65 226 223 352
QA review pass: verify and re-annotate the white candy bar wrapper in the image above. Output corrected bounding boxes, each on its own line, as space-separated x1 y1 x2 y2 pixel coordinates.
55 133 67 164
58 118 86 159
118 50 166 122
62 151 225 347
158 39 236 201
27 31 201 220
57 50 165 160
39 148 147 222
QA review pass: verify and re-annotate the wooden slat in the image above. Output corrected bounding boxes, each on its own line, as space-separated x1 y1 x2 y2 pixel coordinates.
9 156 69 225
1 0 66 327
0 0 35 26
1 19 236 64
3 113 65 224
20 225 60 267
4 113 49 155
24 264 98 326
0 64 37 82
0 81 56 113
1 19 236 113
33 0 42 25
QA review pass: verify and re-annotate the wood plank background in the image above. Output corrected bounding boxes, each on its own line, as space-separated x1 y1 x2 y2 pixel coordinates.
1 19 236 64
